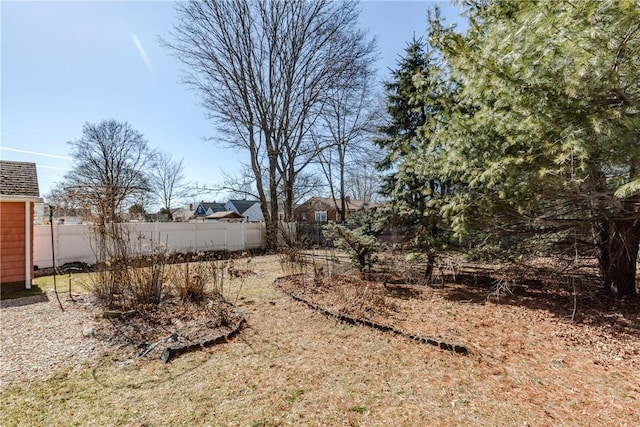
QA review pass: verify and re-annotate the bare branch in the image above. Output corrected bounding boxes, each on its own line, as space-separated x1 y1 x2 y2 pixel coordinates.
163 0 377 242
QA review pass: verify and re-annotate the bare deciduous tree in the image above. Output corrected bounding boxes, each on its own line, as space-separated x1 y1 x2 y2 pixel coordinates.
218 165 322 214
217 166 261 202
150 150 188 220
164 0 376 247
45 182 83 219
60 120 154 225
345 162 383 204
314 77 379 221
56 120 154 266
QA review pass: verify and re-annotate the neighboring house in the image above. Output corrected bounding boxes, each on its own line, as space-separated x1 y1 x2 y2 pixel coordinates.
225 199 264 222
193 201 226 219
206 211 245 223
172 206 196 222
293 197 377 224
0 161 42 292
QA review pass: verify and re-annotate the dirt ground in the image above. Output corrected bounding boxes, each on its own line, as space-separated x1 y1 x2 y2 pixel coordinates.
1 254 639 426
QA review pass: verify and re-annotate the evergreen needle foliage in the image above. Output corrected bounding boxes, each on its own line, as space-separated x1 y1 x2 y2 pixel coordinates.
324 223 377 273
378 0 640 296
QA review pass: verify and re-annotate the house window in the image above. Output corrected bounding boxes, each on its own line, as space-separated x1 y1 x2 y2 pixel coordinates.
301 212 307 222
315 211 327 223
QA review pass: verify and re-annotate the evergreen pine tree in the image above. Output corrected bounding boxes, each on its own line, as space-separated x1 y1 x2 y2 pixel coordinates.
375 37 453 248
425 0 640 296
376 38 429 176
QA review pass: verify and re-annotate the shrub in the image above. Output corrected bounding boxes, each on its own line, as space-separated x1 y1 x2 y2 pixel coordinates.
277 225 310 275
324 223 377 272
173 255 209 302
128 252 169 306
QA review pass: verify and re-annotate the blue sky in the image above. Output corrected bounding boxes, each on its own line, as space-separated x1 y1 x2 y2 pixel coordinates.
1 1 463 205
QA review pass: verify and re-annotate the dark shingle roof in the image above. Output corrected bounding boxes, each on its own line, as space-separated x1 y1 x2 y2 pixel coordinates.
0 161 40 198
228 199 258 215
202 202 226 212
195 201 226 216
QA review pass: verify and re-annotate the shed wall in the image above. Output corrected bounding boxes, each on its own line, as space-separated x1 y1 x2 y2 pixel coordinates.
0 202 28 285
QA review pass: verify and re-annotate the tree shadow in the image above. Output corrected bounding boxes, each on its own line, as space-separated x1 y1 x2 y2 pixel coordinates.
439 272 640 340
383 284 422 300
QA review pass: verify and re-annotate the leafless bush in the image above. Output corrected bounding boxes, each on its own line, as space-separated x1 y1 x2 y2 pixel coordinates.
312 257 330 288
278 229 310 276
128 251 170 306
88 223 175 310
88 222 131 309
163 252 233 303
297 249 350 289
92 266 128 310
377 252 458 287
208 258 226 300
340 280 395 319
171 254 210 302
281 249 311 276
313 264 325 286
434 256 458 287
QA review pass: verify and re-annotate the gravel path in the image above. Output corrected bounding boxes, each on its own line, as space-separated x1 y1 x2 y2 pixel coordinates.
0 292 108 390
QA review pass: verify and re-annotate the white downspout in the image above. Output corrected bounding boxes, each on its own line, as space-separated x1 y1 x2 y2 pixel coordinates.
24 201 31 289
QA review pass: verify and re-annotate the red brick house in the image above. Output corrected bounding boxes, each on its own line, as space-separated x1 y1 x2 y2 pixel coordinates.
293 197 377 224
0 161 41 292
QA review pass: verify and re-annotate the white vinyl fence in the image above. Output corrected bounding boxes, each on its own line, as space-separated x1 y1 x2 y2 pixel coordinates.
34 222 265 269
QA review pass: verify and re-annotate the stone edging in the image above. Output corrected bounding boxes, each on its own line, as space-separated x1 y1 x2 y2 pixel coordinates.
274 277 469 356
160 307 246 363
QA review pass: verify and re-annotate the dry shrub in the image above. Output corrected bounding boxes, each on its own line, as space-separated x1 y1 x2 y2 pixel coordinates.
171 255 210 302
88 224 175 310
128 252 169 306
277 224 313 276
309 251 346 287
376 252 458 287
287 272 397 320
437 256 458 282
208 257 225 299
313 262 327 288
164 254 230 303
91 265 128 310
88 223 131 309
90 243 173 311
343 282 387 318
278 245 309 276
340 279 397 319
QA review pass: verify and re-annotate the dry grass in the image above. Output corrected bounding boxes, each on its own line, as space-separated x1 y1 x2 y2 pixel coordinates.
2 254 639 426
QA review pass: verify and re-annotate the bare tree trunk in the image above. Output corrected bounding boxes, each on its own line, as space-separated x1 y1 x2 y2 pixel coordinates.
339 144 346 223
282 159 296 222
595 219 612 293
605 198 640 297
267 150 279 251
166 0 376 251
